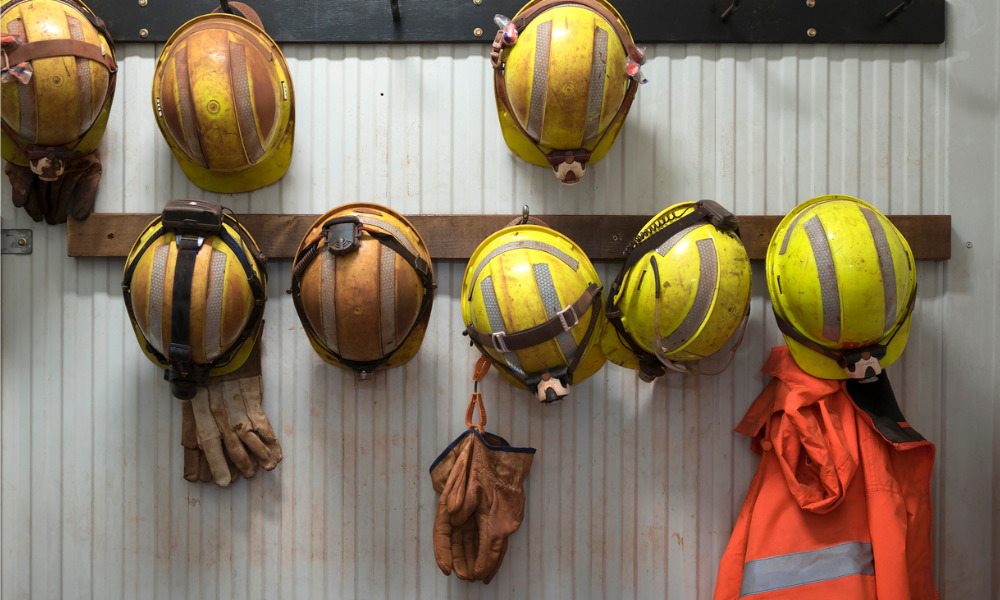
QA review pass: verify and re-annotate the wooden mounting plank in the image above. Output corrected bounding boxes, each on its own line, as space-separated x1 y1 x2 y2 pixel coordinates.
66 213 951 261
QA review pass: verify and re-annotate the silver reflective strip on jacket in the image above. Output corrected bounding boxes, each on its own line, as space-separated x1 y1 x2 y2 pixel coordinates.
740 541 874 597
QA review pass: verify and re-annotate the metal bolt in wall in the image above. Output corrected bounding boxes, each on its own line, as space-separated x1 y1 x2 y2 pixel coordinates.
806 0 815 7
807 28 817 37
139 28 149 38
473 27 483 37
138 0 147 6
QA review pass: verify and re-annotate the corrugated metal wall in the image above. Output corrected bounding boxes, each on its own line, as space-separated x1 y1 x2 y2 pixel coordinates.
2 2 998 598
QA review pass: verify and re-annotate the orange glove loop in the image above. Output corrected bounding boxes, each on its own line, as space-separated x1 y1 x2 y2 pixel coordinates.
473 356 491 381
466 393 486 435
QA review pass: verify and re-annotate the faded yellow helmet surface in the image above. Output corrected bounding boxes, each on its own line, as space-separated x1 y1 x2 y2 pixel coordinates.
461 223 606 402
766 195 917 380
152 12 294 193
491 0 643 183
289 203 435 374
1 0 116 173
602 201 751 379
123 201 267 397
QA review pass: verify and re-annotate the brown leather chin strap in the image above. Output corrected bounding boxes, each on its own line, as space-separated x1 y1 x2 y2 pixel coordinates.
492 0 642 183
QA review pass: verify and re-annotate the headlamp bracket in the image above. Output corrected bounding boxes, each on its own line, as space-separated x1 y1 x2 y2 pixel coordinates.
322 216 363 255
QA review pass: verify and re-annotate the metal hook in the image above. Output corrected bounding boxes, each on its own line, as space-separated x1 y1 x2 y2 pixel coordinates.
390 0 401 21
884 0 913 21
721 0 740 22
522 205 530 224
219 0 235 15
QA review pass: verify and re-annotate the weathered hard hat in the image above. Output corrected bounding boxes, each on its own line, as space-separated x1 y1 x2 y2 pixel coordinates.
766 195 917 381
461 220 606 403
151 6 294 193
289 203 435 375
602 200 752 380
123 200 267 399
490 0 644 184
1 0 117 179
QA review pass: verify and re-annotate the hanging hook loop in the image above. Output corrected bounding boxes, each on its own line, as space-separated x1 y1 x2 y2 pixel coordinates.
721 0 740 21
884 0 913 21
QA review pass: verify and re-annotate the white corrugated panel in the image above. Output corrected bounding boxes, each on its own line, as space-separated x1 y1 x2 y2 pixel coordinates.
1 4 997 598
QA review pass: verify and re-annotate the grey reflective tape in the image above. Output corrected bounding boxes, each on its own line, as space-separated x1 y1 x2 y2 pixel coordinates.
659 239 716 353
655 223 702 257
147 244 170 353
174 46 208 168
533 263 577 362
379 244 396 355
66 16 94 139
804 215 841 342
467 240 579 300
480 276 524 376
582 27 608 146
740 541 874 597
229 41 264 163
321 251 339 354
778 206 813 256
356 215 419 257
8 20 36 142
203 249 227 361
526 20 552 141
860 207 897 332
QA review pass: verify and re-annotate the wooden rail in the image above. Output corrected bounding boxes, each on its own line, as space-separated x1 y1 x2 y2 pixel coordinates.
67 213 951 261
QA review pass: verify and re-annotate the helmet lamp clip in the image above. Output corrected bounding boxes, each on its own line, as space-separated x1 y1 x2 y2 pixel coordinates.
526 368 571 404
161 200 224 236
322 216 363 256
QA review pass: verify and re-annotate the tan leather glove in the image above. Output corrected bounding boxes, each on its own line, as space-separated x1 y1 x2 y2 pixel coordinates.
430 429 533 583
4 154 102 224
449 431 534 582
179 347 282 487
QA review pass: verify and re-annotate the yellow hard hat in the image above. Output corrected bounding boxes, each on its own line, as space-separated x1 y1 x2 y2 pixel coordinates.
602 201 752 380
289 204 435 375
1 0 117 179
490 0 644 184
461 220 606 403
151 8 294 193
123 200 267 399
766 195 917 381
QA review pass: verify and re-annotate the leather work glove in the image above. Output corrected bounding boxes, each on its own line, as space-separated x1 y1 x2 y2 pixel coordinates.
4 153 102 224
179 348 282 487
430 430 532 583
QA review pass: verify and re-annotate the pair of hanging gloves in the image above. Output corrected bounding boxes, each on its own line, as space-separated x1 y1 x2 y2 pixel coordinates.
4 154 103 224
429 359 536 583
179 345 282 487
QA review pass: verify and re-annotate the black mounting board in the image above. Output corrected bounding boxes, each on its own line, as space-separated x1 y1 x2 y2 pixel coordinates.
86 0 945 45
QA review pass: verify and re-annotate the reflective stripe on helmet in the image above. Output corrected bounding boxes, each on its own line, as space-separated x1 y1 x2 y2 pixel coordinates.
466 239 580 300
148 243 170 354
582 26 608 147
6 19 37 141
379 244 397 355
860 207 898 332
229 40 265 163
480 275 526 376
204 248 227 361
658 238 717 354
321 251 340 354
778 203 812 256
526 19 552 141
533 263 578 362
655 222 702 257
804 215 841 343
66 15 94 138
357 215 420 257
173 45 208 168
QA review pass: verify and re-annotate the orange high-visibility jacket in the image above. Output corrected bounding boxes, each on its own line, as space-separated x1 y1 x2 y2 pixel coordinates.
713 346 938 600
